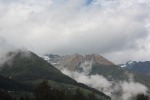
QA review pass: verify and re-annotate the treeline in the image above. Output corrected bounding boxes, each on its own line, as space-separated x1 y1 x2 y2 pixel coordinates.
35 80 95 100
0 80 149 100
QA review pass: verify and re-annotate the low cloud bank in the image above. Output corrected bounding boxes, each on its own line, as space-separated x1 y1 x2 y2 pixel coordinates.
61 62 148 100
62 69 148 100
0 37 16 66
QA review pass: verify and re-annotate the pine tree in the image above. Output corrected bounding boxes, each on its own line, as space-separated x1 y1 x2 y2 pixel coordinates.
35 80 51 100
20 96 24 100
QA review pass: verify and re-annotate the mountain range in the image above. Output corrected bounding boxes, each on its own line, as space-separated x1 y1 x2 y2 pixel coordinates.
0 50 150 100
0 50 110 100
44 54 150 91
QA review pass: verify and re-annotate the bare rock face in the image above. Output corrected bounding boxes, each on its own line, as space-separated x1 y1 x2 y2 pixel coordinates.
92 54 114 65
59 54 83 71
44 54 115 71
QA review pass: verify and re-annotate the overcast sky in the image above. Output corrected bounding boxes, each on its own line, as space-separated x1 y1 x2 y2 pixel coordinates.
0 0 150 63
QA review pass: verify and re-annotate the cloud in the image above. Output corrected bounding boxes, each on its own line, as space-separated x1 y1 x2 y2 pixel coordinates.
0 37 16 65
0 37 30 66
0 0 150 63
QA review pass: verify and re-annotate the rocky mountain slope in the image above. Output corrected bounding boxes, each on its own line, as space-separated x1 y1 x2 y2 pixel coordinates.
44 54 115 71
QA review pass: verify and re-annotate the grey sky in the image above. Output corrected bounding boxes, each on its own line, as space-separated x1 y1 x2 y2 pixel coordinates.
0 0 150 63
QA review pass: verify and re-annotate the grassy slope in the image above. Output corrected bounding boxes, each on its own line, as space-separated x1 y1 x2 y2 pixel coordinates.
0 75 32 91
